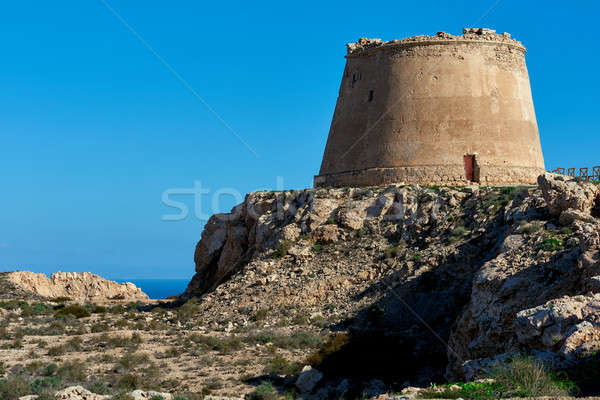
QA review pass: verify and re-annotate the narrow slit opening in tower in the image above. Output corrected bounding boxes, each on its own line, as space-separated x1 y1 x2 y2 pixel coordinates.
368 90 374 102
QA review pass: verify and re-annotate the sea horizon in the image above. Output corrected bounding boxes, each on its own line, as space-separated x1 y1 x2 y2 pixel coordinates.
113 278 190 300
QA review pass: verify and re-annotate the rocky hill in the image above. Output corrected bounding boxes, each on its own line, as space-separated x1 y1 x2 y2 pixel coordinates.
182 174 600 394
2 271 148 302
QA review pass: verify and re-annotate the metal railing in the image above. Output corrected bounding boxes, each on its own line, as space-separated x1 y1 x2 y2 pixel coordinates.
550 166 600 182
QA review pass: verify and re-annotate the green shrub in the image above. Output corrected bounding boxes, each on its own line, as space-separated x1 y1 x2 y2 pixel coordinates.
47 344 67 357
117 373 140 390
252 308 269 322
108 305 127 314
57 360 87 383
539 237 563 252
30 376 61 394
272 240 293 259
272 332 323 349
54 304 90 319
176 300 199 322
50 297 72 303
265 356 300 376
0 375 30 400
245 381 278 400
420 381 500 399
117 352 150 371
43 363 58 376
419 356 576 399
88 304 107 314
311 243 322 253
560 227 573 235
0 361 4 375
493 356 575 397
89 381 112 394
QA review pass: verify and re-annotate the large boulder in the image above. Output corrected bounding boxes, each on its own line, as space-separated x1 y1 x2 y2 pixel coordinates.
538 174 599 218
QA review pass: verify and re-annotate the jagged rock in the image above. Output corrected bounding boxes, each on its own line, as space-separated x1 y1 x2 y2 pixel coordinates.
130 389 173 400
55 386 111 399
448 175 600 378
6 271 148 302
538 174 599 217
295 365 323 393
313 224 340 243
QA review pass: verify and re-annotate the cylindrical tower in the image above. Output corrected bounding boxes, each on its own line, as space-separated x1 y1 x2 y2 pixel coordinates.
314 28 545 187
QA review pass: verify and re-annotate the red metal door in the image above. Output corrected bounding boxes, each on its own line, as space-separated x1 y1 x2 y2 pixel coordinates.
464 155 474 182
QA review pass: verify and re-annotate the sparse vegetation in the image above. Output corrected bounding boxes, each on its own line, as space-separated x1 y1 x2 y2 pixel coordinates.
272 240 293 258
449 226 470 244
54 304 91 319
265 355 300 376
538 237 563 252
245 381 278 400
517 220 543 235
419 356 576 399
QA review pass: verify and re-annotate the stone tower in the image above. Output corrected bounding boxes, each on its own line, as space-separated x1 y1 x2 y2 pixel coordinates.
315 28 545 187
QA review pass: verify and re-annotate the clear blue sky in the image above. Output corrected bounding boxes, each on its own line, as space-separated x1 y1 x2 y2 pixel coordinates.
1 1 598 279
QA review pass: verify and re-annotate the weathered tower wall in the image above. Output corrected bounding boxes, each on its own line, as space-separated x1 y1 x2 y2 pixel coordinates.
315 28 545 187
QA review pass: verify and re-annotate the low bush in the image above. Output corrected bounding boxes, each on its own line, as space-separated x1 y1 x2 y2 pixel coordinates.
449 226 470 243
0 375 30 400
117 373 140 391
494 356 575 397
252 308 269 322
54 304 90 319
176 300 199 322
538 237 563 252
50 297 72 303
30 376 61 394
245 381 278 400
272 240 293 259
419 356 576 399
57 360 87 383
518 220 543 235
265 356 300 376
117 352 150 371
89 380 111 395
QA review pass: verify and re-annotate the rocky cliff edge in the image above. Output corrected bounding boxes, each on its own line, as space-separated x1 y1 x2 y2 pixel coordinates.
183 174 600 388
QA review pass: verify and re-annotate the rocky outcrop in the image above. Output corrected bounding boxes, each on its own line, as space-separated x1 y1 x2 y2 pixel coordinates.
185 174 600 390
5 271 148 302
449 174 600 378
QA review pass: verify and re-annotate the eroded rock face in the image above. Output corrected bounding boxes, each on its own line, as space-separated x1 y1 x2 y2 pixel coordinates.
185 174 600 386
6 271 148 302
449 174 600 378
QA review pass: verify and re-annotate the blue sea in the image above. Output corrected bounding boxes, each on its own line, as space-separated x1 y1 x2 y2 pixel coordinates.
115 279 190 300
